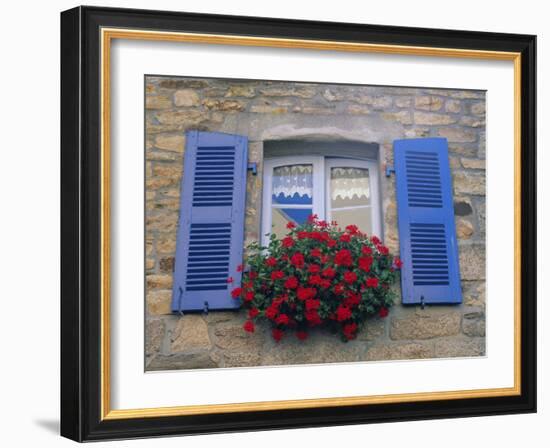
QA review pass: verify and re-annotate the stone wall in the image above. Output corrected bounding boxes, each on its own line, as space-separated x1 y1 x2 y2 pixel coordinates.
145 76 486 370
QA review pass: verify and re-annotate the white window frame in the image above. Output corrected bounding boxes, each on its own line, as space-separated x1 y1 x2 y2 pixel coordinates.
261 155 382 246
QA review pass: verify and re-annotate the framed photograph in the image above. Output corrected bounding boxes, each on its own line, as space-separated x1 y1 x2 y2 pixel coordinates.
60 6 536 442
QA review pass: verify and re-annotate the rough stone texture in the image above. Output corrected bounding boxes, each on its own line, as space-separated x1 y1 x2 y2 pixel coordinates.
462 312 486 337
145 319 165 362
390 312 461 340
174 89 200 107
434 337 485 358
144 76 486 370
456 218 475 239
171 315 212 352
365 342 434 361
459 245 486 281
147 352 217 370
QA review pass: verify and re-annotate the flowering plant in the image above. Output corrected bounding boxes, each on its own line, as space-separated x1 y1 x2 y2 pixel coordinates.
231 215 402 342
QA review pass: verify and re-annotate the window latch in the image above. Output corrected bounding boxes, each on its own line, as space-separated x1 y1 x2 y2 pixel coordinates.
385 165 395 177
247 162 257 175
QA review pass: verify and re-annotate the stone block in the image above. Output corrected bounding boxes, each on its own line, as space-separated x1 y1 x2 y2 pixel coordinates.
414 96 444 111
438 127 477 143
365 342 434 361
171 315 212 352
147 290 172 315
390 312 461 340
453 171 486 195
434 337 485 357
174 89 200 107
145 318 165 356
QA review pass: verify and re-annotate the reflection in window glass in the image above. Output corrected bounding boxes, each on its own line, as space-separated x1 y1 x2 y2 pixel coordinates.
332 207 372 235
271 207 313 238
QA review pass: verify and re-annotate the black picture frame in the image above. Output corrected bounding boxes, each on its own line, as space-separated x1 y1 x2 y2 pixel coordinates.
61 5 536 442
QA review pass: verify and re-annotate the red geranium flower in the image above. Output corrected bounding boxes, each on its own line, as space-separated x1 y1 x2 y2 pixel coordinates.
334 249 352 266
227 276 234 284
379 307 389 318
307 214 318 223
371 236 381 245
297 286 316 301
243 320 255 333
249 271 258 280
343 322 358 340
276 314 290 325
361 246 373 255
296 330 308 340
265 305 279 320
358 256 373 272
286 221 296 229
334 283 345 295
282 236 295 248
305 298 320 311
308 264 321 273
272 328 284 342
394 257 403 269
345 224 359 234
319 279 331 289
366 277 379 288
271 270 285 281
340 233 351 243
336 305 352 322
291 252 305 268
310 248 322 257
322 267 336 278
378 245 389 255
308 275 322 286
244 291 254 302
231 287 242 299
343 271 357 284
237 264 244 272
284 276 298 289
248 308 259 318
305 309 322 326
297 231 310 239
326 239 337 248
344 291 361 307
265 257 277 267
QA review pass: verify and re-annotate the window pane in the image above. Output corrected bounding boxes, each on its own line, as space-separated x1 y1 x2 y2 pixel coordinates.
332 207 372 235
271 207 313 238
330 167 371 208
272 164 313 205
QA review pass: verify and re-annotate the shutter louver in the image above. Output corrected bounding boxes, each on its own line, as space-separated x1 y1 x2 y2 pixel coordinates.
171 131 248 312
394 138 462 304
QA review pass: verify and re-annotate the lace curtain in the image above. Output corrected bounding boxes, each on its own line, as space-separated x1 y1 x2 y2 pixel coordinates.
330 167 370 201
272 164 313 199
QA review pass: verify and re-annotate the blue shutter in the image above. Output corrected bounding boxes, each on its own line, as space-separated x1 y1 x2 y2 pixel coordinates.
394 138 462 304
171 131 248 312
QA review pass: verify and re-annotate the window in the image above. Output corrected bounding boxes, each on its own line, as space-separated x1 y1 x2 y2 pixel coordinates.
262 155 381 245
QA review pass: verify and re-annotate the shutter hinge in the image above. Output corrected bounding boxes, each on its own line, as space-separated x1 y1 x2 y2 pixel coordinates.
247 162 257 175
420 295 425 310
203 301 209 315
385 165 395 177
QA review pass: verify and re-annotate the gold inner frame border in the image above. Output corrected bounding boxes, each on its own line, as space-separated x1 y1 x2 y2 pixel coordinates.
99 27 522 421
